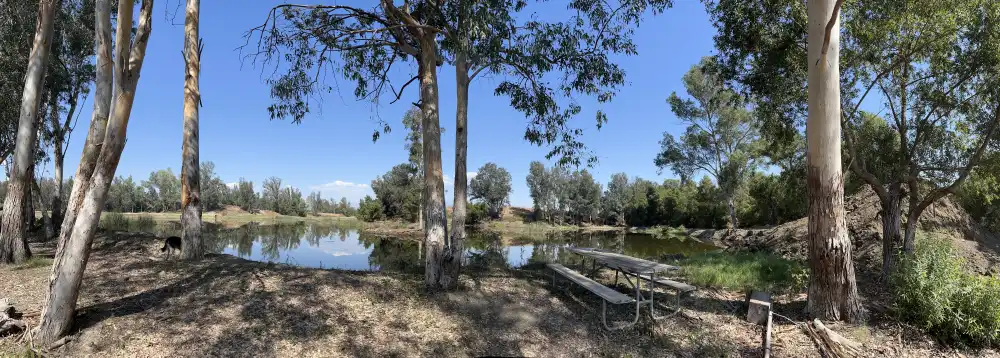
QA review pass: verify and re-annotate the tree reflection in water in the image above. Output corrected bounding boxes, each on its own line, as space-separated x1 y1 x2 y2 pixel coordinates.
200 222 718 271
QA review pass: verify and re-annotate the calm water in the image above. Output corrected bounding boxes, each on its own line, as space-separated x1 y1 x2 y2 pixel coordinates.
197 222 718 272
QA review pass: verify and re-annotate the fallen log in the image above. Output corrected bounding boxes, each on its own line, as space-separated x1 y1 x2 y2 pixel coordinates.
0 298 27 336
813 319 863 358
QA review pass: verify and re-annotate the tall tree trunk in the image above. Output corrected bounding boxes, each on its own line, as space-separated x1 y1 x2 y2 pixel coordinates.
0 0 59 265
447 53 470 286
37 0 152 344
50 88 79 238
56 0 114 253
180 0 202 259
805 0 864 323
726 194 738 229
417 34 455 290
880 183 902 277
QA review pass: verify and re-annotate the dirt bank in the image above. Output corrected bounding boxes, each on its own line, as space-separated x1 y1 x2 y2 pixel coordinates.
688 186 1000 274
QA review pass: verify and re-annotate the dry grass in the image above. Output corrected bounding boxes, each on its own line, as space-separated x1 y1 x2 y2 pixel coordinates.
0 233 992 357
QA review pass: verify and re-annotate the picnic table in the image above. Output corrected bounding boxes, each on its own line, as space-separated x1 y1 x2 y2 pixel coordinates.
547 248 696 330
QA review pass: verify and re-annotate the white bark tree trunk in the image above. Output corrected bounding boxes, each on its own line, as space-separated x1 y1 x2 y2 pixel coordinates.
180 0 203 259
806 0 864 323
36 0 153 344
417 33 456 290
0 0 60 265
447 51 470 285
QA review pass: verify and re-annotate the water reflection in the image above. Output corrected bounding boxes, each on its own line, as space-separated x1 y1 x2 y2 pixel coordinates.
199 223 718 271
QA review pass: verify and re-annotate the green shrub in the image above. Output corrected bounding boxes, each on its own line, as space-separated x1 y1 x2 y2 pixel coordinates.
358 195 384 222
893 232 1000 347
100 212 129 231
135 214 156 232
466 202 489 225
671 251 807 294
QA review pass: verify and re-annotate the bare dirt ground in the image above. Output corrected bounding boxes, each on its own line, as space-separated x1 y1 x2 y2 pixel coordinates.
2 232 995 357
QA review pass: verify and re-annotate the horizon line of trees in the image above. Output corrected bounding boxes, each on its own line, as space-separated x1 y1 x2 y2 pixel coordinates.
7 161 359 218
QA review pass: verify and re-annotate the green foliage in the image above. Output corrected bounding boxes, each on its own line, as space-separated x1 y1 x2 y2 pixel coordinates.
740 168 807 227
200 161 230 212
100 212 129 231
469 163 512 219
893 232 1000 347
957 152 1000 232
144 169 181 212
708 0 1000 245
233 178 258 213
358 195 384 223
656 57 760 227
247 1 673 167
671 251 807 294
602 173 629 225
135 214 156 232
371 164 421 222
466 202 489 225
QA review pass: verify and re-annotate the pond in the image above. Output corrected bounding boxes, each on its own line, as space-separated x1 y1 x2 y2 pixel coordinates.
193 222 719 272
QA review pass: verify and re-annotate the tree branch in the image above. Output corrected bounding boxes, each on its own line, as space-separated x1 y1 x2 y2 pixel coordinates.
914 102 1000 214
390 75 419 104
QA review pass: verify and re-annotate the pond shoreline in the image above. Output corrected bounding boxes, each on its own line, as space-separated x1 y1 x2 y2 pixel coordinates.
1 232 974 357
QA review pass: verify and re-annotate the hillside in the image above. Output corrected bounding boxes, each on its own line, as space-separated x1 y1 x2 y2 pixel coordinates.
689 186 1000 274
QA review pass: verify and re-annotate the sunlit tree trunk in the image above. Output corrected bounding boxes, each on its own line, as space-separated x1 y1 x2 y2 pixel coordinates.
447 50 470 285
37 0 153 344
725 194 738 229
417 33 456 290
0 0 59 265
805 0 864 323
180 0 203 259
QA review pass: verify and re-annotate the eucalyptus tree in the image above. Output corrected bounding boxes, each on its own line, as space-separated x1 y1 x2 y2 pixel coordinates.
805 0 864 322
180 0 204 259
0 0 60 264
603 173 629 225
439 0 674 242
40 0 156 344
247 1 460 289
655 57 759 228
469 162 512 219
707 0 1000 276
247 0 673 289
42 0 96 236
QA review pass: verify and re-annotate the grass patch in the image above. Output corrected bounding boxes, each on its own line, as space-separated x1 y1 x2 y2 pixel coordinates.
14 256 53 270
100 212 130 231
669 251 807 294
894 231 1000 347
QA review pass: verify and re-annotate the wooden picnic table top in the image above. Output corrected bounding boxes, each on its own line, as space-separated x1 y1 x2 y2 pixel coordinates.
568 247 680 274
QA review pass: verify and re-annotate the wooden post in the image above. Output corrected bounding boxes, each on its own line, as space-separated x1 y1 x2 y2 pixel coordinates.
747 291 772 325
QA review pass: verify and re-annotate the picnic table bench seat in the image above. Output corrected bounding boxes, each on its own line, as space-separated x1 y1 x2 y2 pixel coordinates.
547 263 635 304
546 263 639 330
635 274 697 293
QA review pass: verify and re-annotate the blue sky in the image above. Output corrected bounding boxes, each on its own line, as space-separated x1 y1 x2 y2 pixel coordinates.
41 0 717 208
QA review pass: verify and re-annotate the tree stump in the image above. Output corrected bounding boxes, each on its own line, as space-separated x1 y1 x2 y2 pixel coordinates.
0 298 26 336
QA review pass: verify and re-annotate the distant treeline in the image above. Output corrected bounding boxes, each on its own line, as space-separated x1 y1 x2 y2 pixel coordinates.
28 161 358 217
527 161 808 229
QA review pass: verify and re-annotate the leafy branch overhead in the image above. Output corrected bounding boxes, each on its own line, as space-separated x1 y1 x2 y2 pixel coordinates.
242 0 673 167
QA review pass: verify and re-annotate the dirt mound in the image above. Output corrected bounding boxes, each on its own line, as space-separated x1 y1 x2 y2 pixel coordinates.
696 186 1000 273
217 205 246 216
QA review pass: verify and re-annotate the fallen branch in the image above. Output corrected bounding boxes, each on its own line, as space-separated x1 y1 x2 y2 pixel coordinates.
814 319 863 358
0 298 27 337
804 321 834 358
